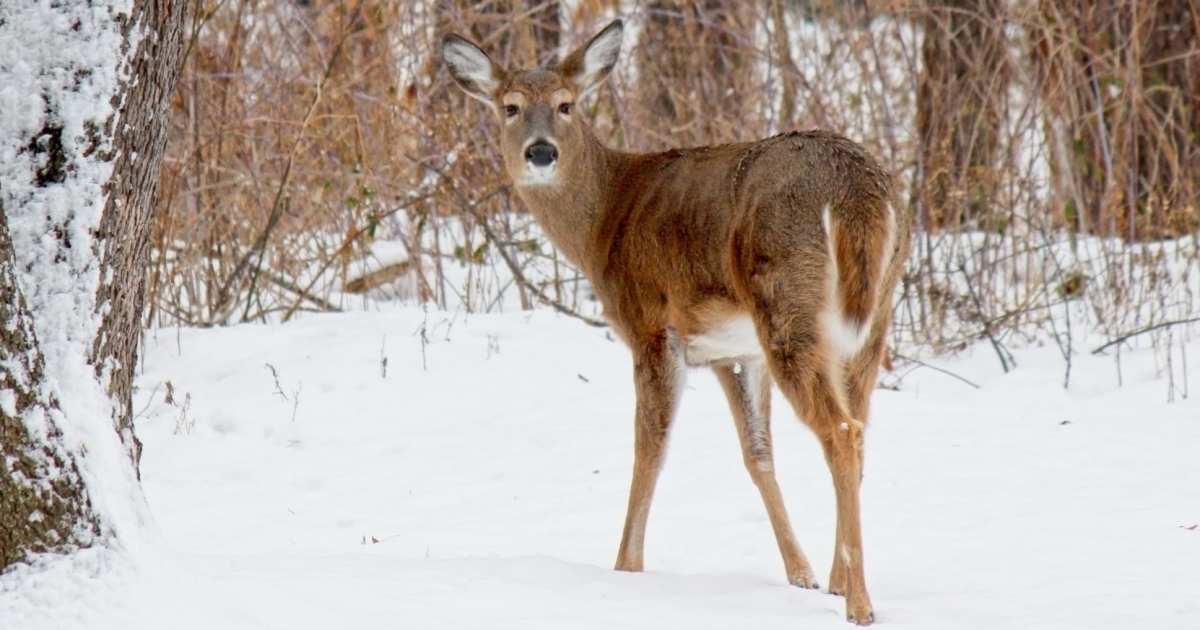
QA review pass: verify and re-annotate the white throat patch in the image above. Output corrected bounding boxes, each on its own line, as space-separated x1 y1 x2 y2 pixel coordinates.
520 164 560 186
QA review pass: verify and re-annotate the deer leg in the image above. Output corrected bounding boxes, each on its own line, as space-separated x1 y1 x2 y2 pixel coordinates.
829 320 889 598
816 414 872 626
614 330 685 573
713 361 818 588
756 301 875 626
825 450 849 597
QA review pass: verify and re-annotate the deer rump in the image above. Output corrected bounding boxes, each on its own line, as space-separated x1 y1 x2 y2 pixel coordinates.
588 130 897 366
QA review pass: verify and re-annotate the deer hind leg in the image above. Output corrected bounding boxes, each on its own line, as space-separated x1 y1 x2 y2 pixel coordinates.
753 294 875 626
712 361 818 588
829 315 890 599
614 329 685 573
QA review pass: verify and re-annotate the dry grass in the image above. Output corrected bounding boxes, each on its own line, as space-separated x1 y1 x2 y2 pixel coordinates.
153 0 1199 384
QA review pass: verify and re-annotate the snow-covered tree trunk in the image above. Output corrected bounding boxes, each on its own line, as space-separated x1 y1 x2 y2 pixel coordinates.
0 0 186 574
92 0 188 467
0 202 100 571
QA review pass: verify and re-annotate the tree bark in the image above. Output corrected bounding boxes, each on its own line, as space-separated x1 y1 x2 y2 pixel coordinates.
916 0 1010 231
1125 0 1199 238
0 0 188 573
768 0 799 129
0 202 100 572
92 0 189 469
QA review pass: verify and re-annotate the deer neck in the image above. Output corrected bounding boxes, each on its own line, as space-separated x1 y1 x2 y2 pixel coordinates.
511 133 625 274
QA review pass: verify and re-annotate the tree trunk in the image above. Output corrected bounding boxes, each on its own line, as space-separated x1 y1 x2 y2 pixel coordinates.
0 202 100 572
1125 0 1199 238
92 0 189 469
0 0 188 574
916 0 1010 231
768 0 799 129
1033 0 1199 239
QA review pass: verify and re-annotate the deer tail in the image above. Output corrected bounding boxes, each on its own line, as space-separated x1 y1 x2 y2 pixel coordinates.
821 201 895 356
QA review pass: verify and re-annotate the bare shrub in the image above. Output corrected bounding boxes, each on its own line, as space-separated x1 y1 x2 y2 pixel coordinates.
152 0 1199 386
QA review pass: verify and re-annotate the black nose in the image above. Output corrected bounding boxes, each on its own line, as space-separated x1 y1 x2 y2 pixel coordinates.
525 142 558 167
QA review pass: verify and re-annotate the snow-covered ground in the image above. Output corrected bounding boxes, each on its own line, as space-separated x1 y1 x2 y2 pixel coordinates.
8 305 1200 628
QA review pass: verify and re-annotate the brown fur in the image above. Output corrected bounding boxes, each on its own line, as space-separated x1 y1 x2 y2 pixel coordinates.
444 21 911 626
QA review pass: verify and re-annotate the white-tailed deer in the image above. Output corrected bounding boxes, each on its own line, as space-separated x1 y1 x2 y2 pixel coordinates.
444 20 909 625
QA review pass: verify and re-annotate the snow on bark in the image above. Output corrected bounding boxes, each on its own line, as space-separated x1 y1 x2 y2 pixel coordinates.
0 0 151 569
0 0 133 377
0 204 99 571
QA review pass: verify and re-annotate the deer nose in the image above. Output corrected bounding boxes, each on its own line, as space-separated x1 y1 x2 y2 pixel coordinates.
525 142 558 167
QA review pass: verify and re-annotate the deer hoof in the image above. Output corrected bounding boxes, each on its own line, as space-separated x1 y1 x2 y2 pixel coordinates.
613 560 643 573
828 576 848 597
846 610 874 626
789 576 820 590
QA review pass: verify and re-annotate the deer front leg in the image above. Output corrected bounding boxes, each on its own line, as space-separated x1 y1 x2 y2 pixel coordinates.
713 361 818 589
614 330 684 573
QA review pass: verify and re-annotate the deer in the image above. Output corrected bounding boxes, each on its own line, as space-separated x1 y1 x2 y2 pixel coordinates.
443 19 910 625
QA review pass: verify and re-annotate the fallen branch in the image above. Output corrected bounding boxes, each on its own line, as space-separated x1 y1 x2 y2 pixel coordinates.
277 190 435 323
890 351 981 389
1091 316 1200 355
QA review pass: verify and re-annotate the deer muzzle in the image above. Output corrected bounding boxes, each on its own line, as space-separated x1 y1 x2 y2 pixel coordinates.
525 141 558 168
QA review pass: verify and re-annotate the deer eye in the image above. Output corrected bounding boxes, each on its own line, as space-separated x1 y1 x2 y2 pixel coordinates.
558 102 572 116
504 104 519 117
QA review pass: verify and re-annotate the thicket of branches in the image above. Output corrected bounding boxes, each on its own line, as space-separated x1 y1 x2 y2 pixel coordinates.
153 0 1199 381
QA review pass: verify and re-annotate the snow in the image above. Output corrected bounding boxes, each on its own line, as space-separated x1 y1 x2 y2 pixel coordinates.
2 3 1195 626
6 305 1196 628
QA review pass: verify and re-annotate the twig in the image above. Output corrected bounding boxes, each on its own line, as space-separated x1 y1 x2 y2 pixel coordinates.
1039 229 1075 389
474 212 608 328
890 351 981 389
265 272 342 313
1091 316 1200 355
414 306 429 371
290 383 302 422
860 1 900 165
214 3 364 322
277 190 434 323
264 363 289 401
1181 337 1189 400
957 262 1013 373
406 155 609 329
380 335 387 378
133 382 163 420
214 191 287 320
241 196 290 322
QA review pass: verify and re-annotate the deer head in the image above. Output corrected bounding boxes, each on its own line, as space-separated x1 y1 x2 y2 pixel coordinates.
442 21 623 189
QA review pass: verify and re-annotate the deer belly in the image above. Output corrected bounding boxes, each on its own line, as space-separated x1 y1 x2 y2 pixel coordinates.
684 314 764 365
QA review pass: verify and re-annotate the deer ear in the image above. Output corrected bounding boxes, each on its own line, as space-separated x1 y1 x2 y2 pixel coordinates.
443 34 505 103
559 20 623 96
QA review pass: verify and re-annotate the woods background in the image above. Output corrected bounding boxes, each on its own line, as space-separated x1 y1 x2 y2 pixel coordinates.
153 0 1199 379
